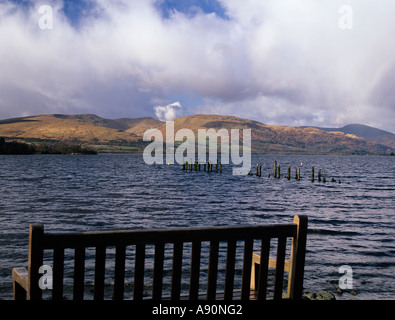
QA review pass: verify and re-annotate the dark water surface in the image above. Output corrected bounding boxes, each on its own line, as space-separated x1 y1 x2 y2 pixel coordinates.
0 154 394 300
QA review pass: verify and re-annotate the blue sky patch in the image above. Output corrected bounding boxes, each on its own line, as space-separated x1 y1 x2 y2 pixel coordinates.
9 0 229 25
155 0 229 20
62 0 99 27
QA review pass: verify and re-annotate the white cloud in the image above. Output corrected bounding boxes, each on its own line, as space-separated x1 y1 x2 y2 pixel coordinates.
0 0 394 132
154 102 184 121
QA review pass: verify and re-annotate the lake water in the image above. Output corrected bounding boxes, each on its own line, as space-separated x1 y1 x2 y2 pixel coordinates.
0 154 394 300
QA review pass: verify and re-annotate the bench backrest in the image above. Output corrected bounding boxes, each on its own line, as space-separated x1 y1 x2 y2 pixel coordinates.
20 215 307 300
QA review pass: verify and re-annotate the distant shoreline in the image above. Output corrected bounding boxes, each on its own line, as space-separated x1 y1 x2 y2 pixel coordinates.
0 138 97 155
1 137 394 156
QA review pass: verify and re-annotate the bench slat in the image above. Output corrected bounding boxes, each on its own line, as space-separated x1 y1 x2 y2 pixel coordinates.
206 240 219 300
224 239 236 300
41 224 296 249
257 238 271 300
273 237 287 300
133 244 145 300
171 241 183 300
113 244 126 300
53 247 64 300
241 238 253 300
189 241 201 300
153 243 165 300
28 224 44 300
73 247 85 300
94 246 106 300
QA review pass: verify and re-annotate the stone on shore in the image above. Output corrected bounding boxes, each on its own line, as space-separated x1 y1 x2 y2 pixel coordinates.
304 291 336 300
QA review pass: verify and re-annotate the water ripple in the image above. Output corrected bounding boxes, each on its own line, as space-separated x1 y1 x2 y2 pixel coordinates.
0 154 394 300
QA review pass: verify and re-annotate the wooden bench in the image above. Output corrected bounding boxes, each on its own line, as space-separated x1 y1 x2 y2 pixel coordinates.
12 215 307 301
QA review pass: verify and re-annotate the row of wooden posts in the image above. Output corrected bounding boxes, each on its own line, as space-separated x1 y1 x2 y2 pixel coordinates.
182 160 222 173
267 160 327 183
182 159 338 183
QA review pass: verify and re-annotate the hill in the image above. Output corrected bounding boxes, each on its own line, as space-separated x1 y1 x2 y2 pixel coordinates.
0 114 162 153
304 124 395 149
0 113 393 155
153 115 393 154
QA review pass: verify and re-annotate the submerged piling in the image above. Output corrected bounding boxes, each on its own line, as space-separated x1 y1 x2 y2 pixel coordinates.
256 164 262 177
287 165 291 180
311 166 315 182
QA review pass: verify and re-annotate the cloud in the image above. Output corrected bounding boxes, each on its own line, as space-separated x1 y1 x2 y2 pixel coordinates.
0 0 394 132
198 0 395 132
154 102 184 121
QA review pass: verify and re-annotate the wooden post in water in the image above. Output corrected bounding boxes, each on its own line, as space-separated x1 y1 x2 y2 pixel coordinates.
274 161 277 178
318 169 321 182
287 165 291 180
297 168 301 181
204 162 206 172
311 167 314 182
277 165 281 179
215 159 218 172
323 169 326 183
186 161 188 171
219 161 222 173
256 164 261 177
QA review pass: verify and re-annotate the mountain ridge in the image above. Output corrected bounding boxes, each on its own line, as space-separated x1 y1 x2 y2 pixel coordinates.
0 113 393 155
301 124 395 149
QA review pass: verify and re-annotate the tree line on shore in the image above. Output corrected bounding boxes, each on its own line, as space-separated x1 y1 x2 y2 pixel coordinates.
0 137 97 155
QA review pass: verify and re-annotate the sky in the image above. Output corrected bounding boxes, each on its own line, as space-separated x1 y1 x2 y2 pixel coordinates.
0 0 394 132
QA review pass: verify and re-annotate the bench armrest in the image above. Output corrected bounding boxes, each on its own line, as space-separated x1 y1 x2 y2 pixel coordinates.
12 267 28 300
